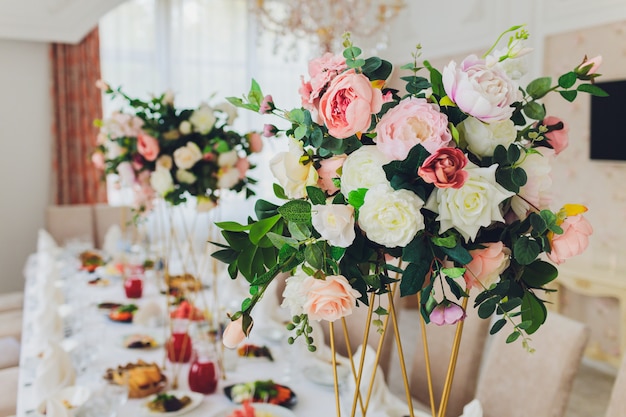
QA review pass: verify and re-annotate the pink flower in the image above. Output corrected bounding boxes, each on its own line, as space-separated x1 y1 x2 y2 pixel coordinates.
116 161 135 185
137 132 160 162
223 316 248 349
259 95 274 114
442 55 520 123
430 300 466 326
418 147 468 189
299 53 347 123
235 157 250 179
303 275 361 322
95 79 110 91
319 70 383 139
247 132 263 153
576 55 602 76
540 116 569 155
547 215 593 265
463 242 511 290
317 155 347 194
91 152 105 170
263 124 278 138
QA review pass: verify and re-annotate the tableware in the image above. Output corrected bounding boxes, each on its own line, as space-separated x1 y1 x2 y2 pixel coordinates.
108 304 138 323
36 385 91 415
166 318 193 363
210 403 297 417
97 302 122 311
142 390 203 416
302 362 350 387
237 344 273 361
224 381 297 408
188 341 219 394
122 333 161 349
124 276 144 298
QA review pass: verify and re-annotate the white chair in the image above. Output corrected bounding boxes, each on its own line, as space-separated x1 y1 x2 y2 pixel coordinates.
92 204 135 250
0 291 23 313
0 310 23 344
475 312 589 417
605 351 626 417
0 366 18 417
45 204 95 247
0 337 20 370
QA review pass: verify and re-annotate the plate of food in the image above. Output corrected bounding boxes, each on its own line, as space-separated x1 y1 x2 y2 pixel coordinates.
104 360 167 399
79 250 106 273
122 333 161 349
108 304 138 323
143 391 203 416
97 301 122 311
237 344 273 361
211 402 296 417
224 380 296 408
88 276 111 287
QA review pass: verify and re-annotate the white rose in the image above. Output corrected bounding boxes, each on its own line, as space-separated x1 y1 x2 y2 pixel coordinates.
214 102 238 126
179 120 192 135
217 167 240 189
269 138 318 199
173 142 203 170
218 149 238 167
175 169 197 184
311 204 356 248
358 184 425 248
425 162 515 242
341 145 391 198
281 270 309 316
510 148 554 220
458 117 517 158
156 155 173 170
189 103 216 134
150 167 175 196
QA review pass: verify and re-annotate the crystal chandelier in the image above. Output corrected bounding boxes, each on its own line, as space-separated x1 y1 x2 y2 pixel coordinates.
250 0 406 56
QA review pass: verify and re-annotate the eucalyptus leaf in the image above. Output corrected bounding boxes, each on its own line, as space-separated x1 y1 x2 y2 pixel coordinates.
513 237 541 265
278 200 312 224
526 76 552 99
306 186 327 205
558 72 577 89
577 83 609 97
490 318 507 335
521 291 547 334
266 232 299 249
559 90 578 102
249 215 281 244
523 101 546 121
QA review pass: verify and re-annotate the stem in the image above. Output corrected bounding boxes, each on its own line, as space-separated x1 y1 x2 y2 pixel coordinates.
483 24 525 58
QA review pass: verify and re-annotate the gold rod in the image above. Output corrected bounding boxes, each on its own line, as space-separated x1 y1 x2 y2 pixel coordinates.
329 321 342 417
436 296 469 417
364 292 391 414
341 318 366 414
418 292 437 417
350 292 376 417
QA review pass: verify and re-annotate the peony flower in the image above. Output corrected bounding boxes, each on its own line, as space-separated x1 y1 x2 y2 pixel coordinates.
103 111 144 139
137 132 160 162
189 103 216 134
418 147 469 189
223 316 247 349
340 145 390 198
247 132 264 153
235 157 250 179
173 142 203 170
281 270 309 316
302 275 361 322
464 242 511 291
214 102 238 125
218 149 238 167
540 116 569 155
430 300 466 326
358 184 425 248
457 117 517 158
311 204 356 247
319 69 383 139
259 95 275 114
442 55 520 123
217 167 241 189
269 138 318 199
510 148 554 220
317 155 346 194
547 214 593 265
196 196 217 212
175 169 197 184
179 120 192 135
156 155 173 171
150 167 175 196
375 97 452 160
425 162 515 242
299 53 347 123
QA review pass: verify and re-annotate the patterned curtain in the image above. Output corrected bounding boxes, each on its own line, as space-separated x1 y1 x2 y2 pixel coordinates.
50 27 106 205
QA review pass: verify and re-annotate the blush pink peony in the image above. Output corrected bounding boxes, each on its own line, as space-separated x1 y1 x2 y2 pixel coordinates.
303 275 361 322
463 242 511 290
317 155 347 194
137 132 160 162
418 147 469 189
299 53 347 123
430 301 466 326
547 215 593 265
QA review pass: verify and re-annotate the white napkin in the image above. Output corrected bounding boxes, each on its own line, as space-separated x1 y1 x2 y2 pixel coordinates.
31 301 64 345
102 224 123 258
45 398 71 417
133 300 164 327
33 342 76 403
459 399 483 417
37 229 59 254
32 251 64 306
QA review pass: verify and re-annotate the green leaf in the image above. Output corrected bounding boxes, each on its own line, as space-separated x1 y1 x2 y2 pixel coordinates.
348 188 368 209
294 125 307 140
250 215 281 245
215 221 253 232
423 60 444 98
304 243 324 269
523 101 546 121
278 200 312 224
577 83 609 97
442 267 466 279
558 72 577 89
445 276 467 299
493 145 508 164
362 57 382 74
499 297 522 312
513 236 540 265
477 297 498 319
255 199 279 220
431 234 457 249
400 262 429 296
521 260 558 288
288 108 305 124
517 320 533 330
507 144 521 164
559 90 578 102
521 291 547 334
529 213 548 235
288 222 310 241
526 77 552 99
211 249 238 264
266 232 299 249
490 318 507 335
242 314 254 336
506 331 521 343
330 246 346 261
511 167 527 187
441 243 473 265
306 186 327 205
373 306 388 316
241 297 252 312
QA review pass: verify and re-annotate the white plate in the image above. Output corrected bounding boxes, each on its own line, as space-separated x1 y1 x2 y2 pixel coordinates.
36 385 91 415
303 362 350 387
142 390 203 417
211 403 296 417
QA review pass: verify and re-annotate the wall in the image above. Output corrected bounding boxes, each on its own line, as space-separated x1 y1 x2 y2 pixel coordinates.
0 39 52 293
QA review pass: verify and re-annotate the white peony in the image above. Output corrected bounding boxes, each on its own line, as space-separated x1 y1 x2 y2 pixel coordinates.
214 102 238 126
189 103 216 134
173 142 203 170
358 184 425 248
156 155 173 170
458 117 517 158
269 138 318 199
311 204 356 248
281 270 309 316
179 120 192 135
218 149 238 167
217 167 240 189
510 148 554 220
150 167 175 196
340 145 391 198
175 169 197 184
425 162 515 242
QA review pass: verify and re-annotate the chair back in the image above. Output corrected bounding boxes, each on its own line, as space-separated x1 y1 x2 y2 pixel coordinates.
92 204 134 249
605 352 626 417
45 204 95 247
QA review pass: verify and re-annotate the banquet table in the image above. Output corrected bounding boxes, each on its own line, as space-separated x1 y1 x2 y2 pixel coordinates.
15 252 348 417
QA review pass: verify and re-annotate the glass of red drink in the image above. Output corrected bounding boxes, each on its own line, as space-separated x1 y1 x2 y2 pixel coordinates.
188 341 219 394
166 318 193 363
123 276 143 298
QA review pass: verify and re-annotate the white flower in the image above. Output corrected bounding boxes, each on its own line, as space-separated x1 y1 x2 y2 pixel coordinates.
175 169 197 184
189 103 216 134
156 155 173 170
281 270 309 316
150 167 175 196
218 149 238 167
358 184 425 248
340 145 391 198
311 204 356 248
486 46 531 80
116 161 135 185
269 138 318 199
179 120 192 135
510 148 554 220
217 167 240 189
106 141 125 160
458 117 517 158
425 162 515 242
214 102 238 126
173 142 203 170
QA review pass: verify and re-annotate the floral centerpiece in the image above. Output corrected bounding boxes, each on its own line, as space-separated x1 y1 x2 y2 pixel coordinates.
213 25 605 353
92 83 263 215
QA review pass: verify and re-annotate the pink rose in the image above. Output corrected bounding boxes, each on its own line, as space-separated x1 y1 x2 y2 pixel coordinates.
418 147 468 189
319 70 383 139
576 55 602 76
430 300 466 326
547 215 593 265
375 98 452 160
442 55 520 123
91 152 105 170
223 316 248 349
299 53 347 123
247 132 263 153
463 242 511 291
303 275 361 322
263 124 278 138
317 155 347 194
259 95 274 114
235 157 250 179
540 116 569 155
137 132 160 162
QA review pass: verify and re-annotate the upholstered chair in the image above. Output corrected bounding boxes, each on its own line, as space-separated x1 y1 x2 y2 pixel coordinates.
45 204 95 248
0 366 19 416
92 204 134 250
605 351 626 417
0 291 23 313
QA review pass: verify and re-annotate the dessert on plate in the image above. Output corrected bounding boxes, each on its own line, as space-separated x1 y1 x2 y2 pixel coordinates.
104 360 166 398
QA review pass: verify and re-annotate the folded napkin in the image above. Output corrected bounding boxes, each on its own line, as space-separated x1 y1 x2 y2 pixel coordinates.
31 301 64 345
459 399 483 417
133 300 164 327
45 398 71 417
33 342 76 403
102 224 123 259
37 229 59 254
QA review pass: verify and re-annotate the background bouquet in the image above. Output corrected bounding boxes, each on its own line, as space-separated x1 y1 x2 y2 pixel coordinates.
93 84 263 215
213 26 606 350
